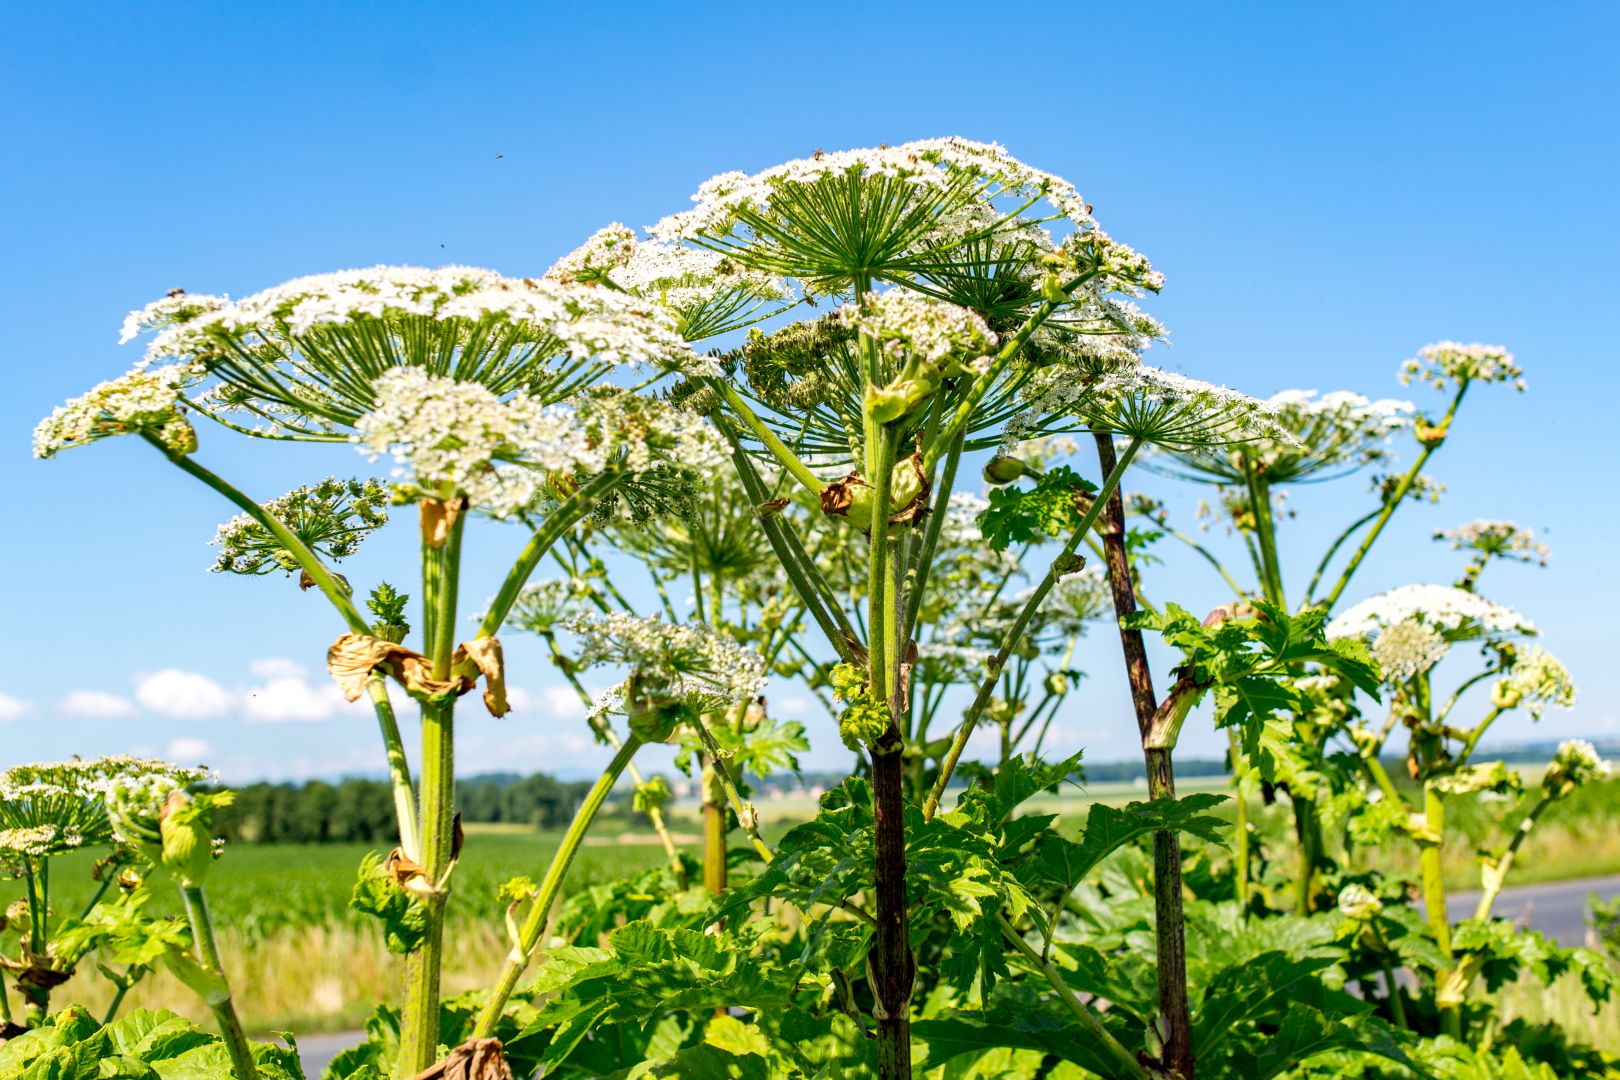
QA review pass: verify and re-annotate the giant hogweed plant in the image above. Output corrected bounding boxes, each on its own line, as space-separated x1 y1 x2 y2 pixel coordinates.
32 266 725 1075
531 137 1411 1080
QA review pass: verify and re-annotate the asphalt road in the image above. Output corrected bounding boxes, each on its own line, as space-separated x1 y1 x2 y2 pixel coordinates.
289 874 1620 1076
1446 871 1620 947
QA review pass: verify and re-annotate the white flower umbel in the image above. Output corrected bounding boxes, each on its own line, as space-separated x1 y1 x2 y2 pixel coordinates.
355 368 599 516
1400 341 1524 393
1437 519 1550 567
565 610 767 718
117 266 708 439
33 363 197 458
1493 646 1577 719
1547 739 1610 790
0 756 210 857
1149 388 1415 486
1063 365 1295 452
1327 584 1537 641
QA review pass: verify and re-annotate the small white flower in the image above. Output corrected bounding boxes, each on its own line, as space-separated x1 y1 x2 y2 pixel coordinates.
1400 341 1524 392
1371 620 1450 683
1327 585 1536 641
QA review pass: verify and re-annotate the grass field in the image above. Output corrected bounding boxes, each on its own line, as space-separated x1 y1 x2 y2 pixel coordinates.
21 772 1620 1041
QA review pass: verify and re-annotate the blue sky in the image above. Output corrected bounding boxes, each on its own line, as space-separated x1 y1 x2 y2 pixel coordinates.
2 3 1616 783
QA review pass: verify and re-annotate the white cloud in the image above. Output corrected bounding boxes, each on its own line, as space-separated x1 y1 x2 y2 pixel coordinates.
504 685 533 713
58 690 138 719
0 692 34 723
240 658 351 723
166 736 214 764
135 669 232 719
249 658 308 680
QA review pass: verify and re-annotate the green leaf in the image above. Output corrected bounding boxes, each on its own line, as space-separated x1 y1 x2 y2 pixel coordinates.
348 850 428 955
976 467 1097 551
1032 793 1229 894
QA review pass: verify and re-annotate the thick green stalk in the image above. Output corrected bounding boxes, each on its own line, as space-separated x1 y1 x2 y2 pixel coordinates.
179 886 257 1080
397 511 466 1078
1229 731 1251 912
922 437 1142 820
473 737 642 1038
691 710 774 864
900 427 964 647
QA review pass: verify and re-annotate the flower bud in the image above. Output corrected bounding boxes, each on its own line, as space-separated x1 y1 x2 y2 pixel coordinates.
1491 681 1522 710
1044 672 1070 697
1040 273 1068 305
1336 884 1384 921
158 790 218 889
982 455 1028 485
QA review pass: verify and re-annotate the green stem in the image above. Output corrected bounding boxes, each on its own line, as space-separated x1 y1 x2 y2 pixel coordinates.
900 427 964 646
1322 383 1469 611
146 436 367 633
1229 730 1251 912
397 511 466 1078
477 472 623 638
100 965 141 1025
179 886 257 1080
998 915 1155 1080
922 437 1142 820
147 435 420 861
1421 784 1452 956
691 711 774 863
707 378 825 494
473 736 642 1038
1303 506 1381 606
367 675 421 862
1243 465 1285 609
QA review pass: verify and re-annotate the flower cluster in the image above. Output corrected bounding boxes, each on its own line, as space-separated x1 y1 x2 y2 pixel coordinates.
504 577 599 636
106 267 711 444
839 290 997 366
1545 739 1611 796
1 757 209 860
211 476 389 575
1370 619 1451 683
1437 520 1550 566
33 364 197 459
1327 584 1537 642
354 368 595 515
543 224 639 284
1061 365 1295 452
1400 341 1524 392
353 370 719 517
567 611 767 740
1491 646 1577 719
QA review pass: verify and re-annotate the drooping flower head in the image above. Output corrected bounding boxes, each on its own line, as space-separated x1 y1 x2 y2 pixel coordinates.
212 476 389 575
33 364 199 459
1437 519 1550 591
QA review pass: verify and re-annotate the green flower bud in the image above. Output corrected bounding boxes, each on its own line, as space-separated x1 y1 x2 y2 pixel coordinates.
1040 273 1068 305
159 790 224 889
982 455 1028 485
1044 672 1070 697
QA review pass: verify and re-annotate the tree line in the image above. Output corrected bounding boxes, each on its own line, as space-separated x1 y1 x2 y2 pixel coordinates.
212 773 597 843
